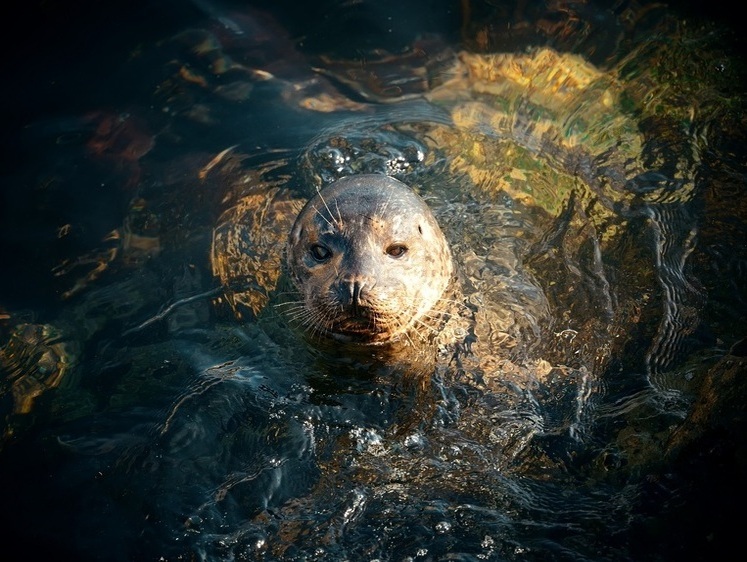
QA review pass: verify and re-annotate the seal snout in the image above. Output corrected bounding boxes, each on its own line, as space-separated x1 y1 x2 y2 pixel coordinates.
339 277 376 317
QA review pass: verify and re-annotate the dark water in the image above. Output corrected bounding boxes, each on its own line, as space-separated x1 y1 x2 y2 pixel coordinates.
1 1 746 561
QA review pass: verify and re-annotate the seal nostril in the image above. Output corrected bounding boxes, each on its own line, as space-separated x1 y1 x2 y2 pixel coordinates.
352 280 366 304
340 279 370 315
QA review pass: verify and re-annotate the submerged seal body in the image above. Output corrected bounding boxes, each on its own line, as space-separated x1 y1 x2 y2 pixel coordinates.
285 175 453 344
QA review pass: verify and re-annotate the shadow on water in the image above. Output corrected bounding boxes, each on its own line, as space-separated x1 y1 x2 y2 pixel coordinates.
1 1 746 561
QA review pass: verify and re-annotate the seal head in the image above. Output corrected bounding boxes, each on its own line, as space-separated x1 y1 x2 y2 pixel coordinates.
285 175 453 344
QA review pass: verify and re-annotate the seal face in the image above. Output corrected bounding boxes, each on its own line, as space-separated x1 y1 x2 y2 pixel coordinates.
285 174 453 344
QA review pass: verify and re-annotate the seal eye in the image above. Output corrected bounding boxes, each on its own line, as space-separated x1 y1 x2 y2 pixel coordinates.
309 244 332 262
386 244 407 258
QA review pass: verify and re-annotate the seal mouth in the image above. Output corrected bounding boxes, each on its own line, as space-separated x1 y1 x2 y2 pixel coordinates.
329 308 393 342
336 314 380 334
329 328 391 344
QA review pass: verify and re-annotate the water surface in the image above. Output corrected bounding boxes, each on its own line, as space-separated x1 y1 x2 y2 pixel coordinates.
1 1 746 561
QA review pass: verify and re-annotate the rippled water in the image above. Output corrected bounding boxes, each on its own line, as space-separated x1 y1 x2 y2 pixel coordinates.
1 1 746 561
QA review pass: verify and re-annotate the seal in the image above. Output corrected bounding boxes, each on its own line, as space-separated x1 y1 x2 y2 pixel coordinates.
284 174 454 345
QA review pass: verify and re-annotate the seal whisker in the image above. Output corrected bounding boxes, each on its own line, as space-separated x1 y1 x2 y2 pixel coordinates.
414 320 446 340
423 301 458 316
433 296 471 315
311 204 337 231
334 199 343 227
401 324 416 347
284 310 316 329
411 315 442 335
418 308 448 322
273 299 306 309
315 186 342 230
283 307 314 323
307 310 329 339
